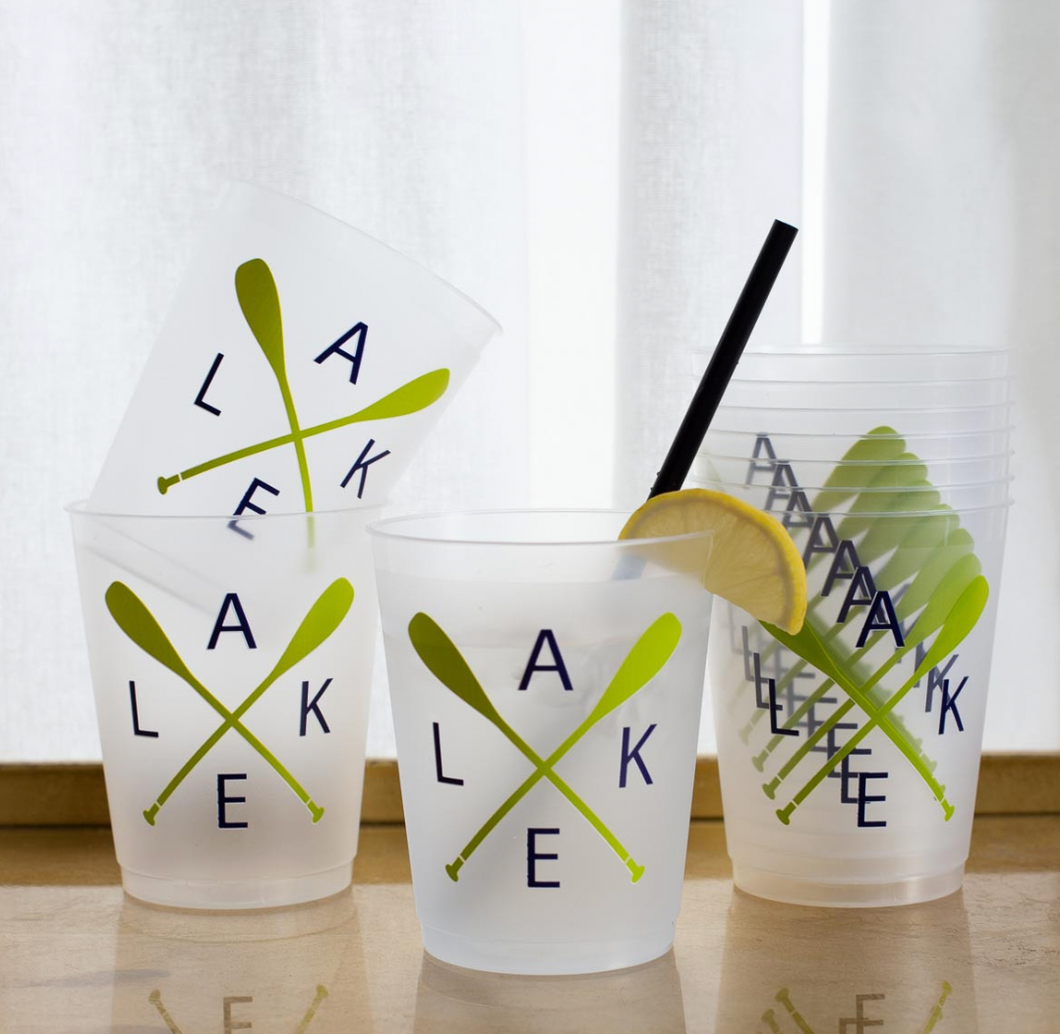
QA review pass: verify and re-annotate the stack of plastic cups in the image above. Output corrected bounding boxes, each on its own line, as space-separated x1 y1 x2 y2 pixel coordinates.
693 345 1013 907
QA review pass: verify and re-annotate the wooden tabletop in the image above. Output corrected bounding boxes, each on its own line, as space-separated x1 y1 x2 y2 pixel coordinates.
1 816 1057 1032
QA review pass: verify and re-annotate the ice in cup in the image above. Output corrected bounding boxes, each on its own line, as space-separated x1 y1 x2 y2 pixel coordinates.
371 510 714 974
69 505 379 909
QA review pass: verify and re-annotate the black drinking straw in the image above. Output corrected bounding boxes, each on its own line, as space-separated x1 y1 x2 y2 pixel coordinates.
649 219 799 498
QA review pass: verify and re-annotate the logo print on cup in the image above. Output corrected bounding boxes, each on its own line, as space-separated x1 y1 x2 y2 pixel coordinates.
106 577 354 826
156 258 451 511
408 611 683 884
730 433 991 827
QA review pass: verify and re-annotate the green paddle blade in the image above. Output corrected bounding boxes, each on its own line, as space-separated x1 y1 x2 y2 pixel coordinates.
763 616 855 696
235 258 286 379
409 612 502 725
835 429 906 463
899 551 981 624
911 575 990 678
272 578 354 676
855 508 958 568
813 452 928 513
347 370 450 423
586 613 682 725
877 525 971 592
105 581 198 686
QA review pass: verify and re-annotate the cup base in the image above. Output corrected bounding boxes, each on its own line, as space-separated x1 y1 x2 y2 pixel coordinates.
421 923 675 976
732 861 965 908
120 862 353 910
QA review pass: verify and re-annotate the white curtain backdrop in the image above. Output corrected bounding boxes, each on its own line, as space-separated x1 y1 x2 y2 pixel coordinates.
1 1 1056 760
615 0 803 508
821 1 1060 750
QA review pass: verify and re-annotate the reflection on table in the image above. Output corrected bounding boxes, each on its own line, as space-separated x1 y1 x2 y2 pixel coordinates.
714 888 976 1033
413 949 686 1034
110 891 369 1032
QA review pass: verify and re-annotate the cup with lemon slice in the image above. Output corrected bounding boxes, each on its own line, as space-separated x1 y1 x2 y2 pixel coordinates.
621 483 1008 907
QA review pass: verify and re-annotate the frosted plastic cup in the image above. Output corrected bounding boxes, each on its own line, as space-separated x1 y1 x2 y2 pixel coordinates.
90 181 501 516
720 377 1012 410
701 428 1015 465
696 346 1011 382
709 501 1010 906
413 950 687 1032
110 893 367 1031
69 503 379 909
370 510 714 974
711 403 1012 435
694 452 1012 489
689 476 1014 514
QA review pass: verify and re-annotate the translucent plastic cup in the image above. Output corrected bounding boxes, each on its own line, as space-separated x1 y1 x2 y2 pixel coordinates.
719 377 1012 409
711 403 1012 435
709 502 1009 906
90 181 501 517
700 428 1015 465
694 452 1012 489
370 510 714 974
69 504 379 909
696 346 1012 382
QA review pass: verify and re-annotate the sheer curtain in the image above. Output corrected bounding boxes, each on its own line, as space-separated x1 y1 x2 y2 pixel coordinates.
0 0 532 760
2 1 1054 761
821 1 1060 749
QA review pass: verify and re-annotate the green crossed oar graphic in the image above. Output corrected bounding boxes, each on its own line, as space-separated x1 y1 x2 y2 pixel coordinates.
728 432 990 820
106 578 353 825
729 431 951 724
738 514 967 746
156 258 450 497
409 611 682 883
734 508 962 743
735 433 974 768
753 555 981 812
750 539 979 773
767 575 989 824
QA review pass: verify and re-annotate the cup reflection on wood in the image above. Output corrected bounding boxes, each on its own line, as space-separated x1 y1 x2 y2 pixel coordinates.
714 889 979 1033
110 892 369 1033
413 950 687 1034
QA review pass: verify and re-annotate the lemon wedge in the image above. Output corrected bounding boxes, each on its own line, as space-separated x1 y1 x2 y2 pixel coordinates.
619 488 807 634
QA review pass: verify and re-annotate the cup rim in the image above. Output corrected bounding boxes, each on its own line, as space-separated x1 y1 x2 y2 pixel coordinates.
697 448 1015 466
713 402 1014 415
224 180 504 336
699 344 1013 358
725 375 1014 388
703 425 1016 441
65 499 386 522
368 507 715 548
693 478 1014 496
686 485 1014 517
